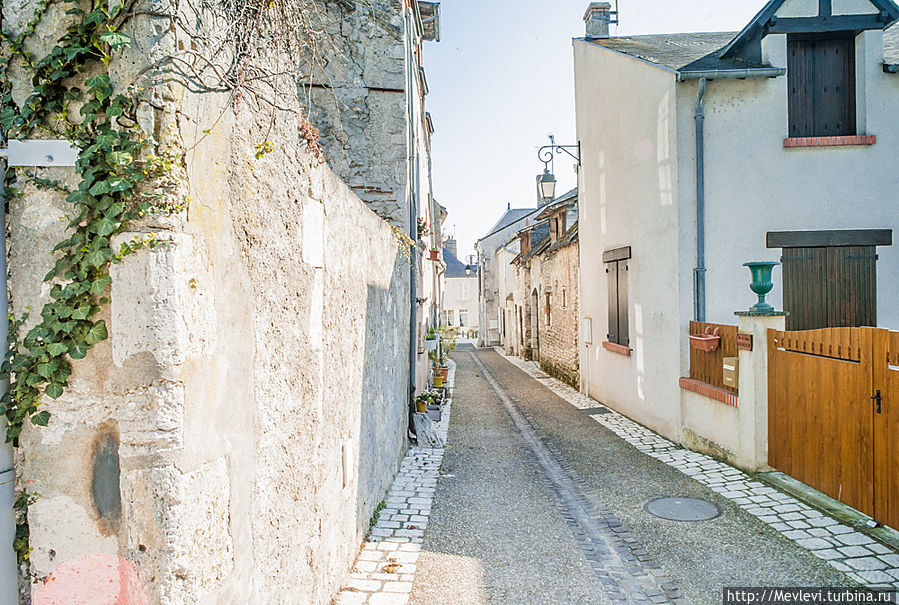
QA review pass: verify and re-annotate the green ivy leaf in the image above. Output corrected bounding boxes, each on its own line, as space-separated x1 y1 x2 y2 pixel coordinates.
46 342 69 356
88 180 110 196
84 247 111 268
89 275 112 296
30 411 51 426
68 344 88 359
70 306 91 321
92 216 118 237
44 383 63 399
84 321 107 346
99 31 131 50
36 362 57 379
106 151 131 166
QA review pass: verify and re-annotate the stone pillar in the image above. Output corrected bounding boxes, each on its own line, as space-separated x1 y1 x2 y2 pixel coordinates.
734 311 787 472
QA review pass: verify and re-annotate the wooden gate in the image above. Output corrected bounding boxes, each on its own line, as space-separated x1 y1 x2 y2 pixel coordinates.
769 327 899 529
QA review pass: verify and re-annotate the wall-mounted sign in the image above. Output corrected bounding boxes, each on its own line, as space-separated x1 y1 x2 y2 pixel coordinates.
736 333 753 352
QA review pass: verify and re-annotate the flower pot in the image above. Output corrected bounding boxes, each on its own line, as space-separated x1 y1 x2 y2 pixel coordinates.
433 375 444 388
416 401 428 413
426 405 442 422
428 249 439 261
689 326 720 352
424 339 438 351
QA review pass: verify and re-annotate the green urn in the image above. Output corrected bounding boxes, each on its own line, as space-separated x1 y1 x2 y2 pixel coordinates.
743 261 779 313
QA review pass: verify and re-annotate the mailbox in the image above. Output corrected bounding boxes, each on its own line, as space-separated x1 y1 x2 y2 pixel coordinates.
723 357 739 389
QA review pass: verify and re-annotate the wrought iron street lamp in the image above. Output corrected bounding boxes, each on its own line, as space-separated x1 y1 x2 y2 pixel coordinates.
536 134 581 203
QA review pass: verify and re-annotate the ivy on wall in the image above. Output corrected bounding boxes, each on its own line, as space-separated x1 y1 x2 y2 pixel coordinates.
0 0 174 571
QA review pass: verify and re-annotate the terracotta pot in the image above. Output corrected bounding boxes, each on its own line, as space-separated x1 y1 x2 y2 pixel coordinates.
689 326 721 352
428 249 439 261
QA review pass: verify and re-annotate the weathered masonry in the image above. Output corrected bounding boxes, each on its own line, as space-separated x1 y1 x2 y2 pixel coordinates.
1 0 433 602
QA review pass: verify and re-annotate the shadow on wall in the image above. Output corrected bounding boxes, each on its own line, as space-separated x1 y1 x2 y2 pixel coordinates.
354 256 411 538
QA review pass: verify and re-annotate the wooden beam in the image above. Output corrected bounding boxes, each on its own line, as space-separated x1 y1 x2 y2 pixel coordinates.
769 15 887 33
767 229 893 248
602 246 632 263
820 0 832 17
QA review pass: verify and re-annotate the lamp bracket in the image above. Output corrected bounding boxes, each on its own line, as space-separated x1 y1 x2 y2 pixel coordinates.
537 142 581 169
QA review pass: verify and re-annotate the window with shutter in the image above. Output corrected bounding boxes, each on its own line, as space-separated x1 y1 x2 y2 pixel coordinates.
603 247 631 347
788 34 856 137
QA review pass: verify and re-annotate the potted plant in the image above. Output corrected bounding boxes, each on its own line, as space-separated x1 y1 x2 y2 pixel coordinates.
689 326 721 352
415 390 441 414
428 249 439 261
424 327 439 351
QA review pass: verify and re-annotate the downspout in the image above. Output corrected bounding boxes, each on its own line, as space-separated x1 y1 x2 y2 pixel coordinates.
0 127 17 602
405 2 418 432
694 77 707 323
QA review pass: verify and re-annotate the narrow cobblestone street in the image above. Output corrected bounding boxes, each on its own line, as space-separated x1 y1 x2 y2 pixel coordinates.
403 346 872 604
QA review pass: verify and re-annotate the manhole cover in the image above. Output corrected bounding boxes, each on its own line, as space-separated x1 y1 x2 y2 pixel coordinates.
644 497 721 522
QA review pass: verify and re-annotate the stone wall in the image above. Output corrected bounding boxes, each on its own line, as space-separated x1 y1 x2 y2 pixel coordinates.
302 1 411 228
537 242 580 388
5 3 412 603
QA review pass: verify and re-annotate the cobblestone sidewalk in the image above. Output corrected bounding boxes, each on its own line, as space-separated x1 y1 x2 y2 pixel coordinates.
336 361 454 605
497 350 899 589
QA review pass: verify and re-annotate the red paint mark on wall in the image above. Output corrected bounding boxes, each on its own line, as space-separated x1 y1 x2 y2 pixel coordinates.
34 553 148 605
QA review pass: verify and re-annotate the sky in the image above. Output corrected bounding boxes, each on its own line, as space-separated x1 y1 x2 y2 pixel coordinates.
423 0 769 260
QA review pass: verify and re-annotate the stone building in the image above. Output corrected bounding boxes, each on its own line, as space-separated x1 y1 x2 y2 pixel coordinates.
0 0 441 603
475 204 538 346
510 190 580 387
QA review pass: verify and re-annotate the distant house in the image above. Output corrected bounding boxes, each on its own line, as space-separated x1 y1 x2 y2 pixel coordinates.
442 239 479 339
476 204 540 346
509 190 580 387
574 1 899 448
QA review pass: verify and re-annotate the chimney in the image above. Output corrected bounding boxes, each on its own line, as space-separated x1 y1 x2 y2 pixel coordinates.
444 238 458 259
584 2 612 40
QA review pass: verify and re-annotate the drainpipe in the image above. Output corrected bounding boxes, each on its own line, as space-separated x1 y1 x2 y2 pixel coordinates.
405 2 418 432
694 77 707 323
0 129 18 602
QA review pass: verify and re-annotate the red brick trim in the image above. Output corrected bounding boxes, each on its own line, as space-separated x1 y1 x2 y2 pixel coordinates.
679 377 738 408
602 341 631 357
783 135 876 148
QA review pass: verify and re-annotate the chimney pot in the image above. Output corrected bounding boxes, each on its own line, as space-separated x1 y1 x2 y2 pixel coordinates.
584 2 612 40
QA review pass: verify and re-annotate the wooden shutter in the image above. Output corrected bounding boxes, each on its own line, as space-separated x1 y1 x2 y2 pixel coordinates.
788 37 815 137
782 246 876 330
788 35 855 137
607 261 619 344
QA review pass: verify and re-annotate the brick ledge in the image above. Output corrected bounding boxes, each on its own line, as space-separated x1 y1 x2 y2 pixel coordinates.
783 135 876 148
602 341 632 357
679 377 738 407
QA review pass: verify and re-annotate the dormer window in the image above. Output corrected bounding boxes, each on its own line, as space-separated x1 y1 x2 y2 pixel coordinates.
787 33 856 137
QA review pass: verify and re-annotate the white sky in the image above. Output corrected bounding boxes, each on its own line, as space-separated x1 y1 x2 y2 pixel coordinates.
424 0 768 259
